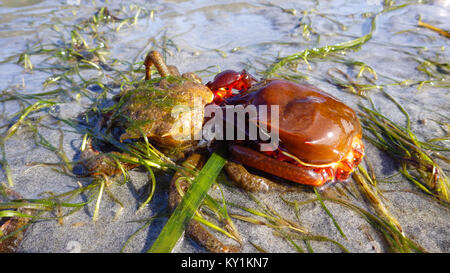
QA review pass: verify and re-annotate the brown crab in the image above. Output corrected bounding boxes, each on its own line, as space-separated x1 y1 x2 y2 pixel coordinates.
205 70 364 191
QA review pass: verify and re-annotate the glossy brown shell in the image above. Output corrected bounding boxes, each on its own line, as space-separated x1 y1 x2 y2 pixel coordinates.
244 79 362 165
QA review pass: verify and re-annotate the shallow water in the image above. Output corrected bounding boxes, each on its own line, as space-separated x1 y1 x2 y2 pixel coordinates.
0 0 448 253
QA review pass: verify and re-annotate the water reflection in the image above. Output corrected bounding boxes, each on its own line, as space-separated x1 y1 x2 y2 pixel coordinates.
0 0 44 8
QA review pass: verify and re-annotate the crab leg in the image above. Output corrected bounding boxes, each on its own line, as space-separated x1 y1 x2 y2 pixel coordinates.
0 188 32 253
224 161 288 192
229 144 327 187
80 139 139 176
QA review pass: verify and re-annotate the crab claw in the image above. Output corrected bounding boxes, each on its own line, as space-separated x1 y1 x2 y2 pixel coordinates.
206 70 257 104
80 138 138 177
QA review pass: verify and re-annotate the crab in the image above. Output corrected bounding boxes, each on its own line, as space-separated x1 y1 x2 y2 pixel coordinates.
81 51 214 175
79 51 364 253
0 188 32 253
206 71 365 189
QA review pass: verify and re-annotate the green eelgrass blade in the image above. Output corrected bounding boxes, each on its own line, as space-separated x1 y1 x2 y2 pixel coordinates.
92 179 105 222
353 166 403 234
265 15 377 77
136 163 157 213
358 94 450 202
314 187 347 239
0 101 56 186
3 101 56 141
0 141 13 187
148 145 227 253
